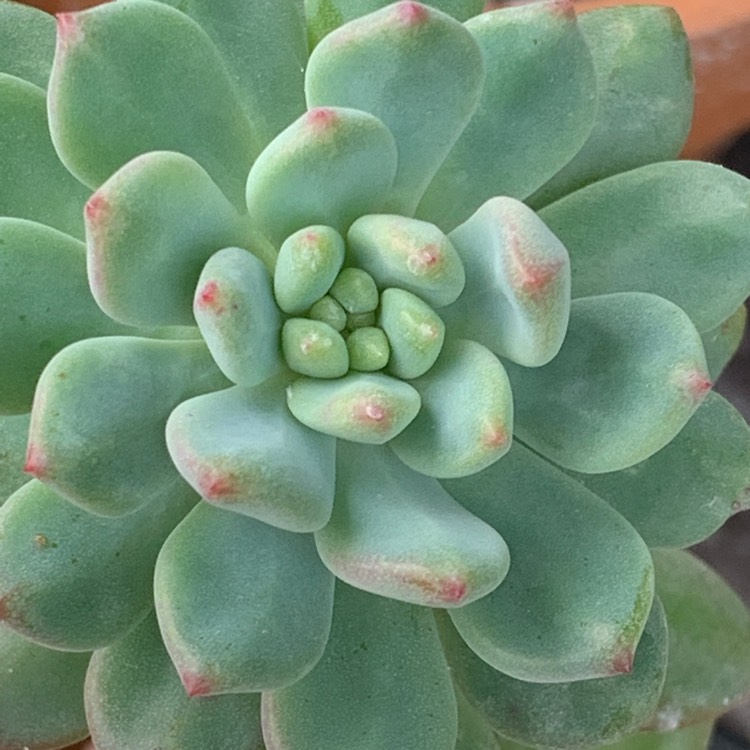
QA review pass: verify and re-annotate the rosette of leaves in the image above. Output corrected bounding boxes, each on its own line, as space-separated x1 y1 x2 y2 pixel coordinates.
1 0 750 748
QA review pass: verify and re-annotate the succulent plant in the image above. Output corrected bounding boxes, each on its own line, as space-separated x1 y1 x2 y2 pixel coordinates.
2 0 750 748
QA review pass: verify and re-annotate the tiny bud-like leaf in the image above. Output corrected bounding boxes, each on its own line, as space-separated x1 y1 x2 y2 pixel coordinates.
390 339 512 478
347 327 390 371
309 295 347 331
274 225 345 314
194 247 282 386
444 197 571 367
348 214 465 307
379 288 445 379
282 318 349 379
329 267 379 313
286 372 420 444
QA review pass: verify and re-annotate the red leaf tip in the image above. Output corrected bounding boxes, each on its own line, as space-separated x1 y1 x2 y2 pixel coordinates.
56 13 83 45
306 107 339 131
24 442 48 479
84 192 109 225
198 467 237 500
180 670 215 697
195 280 227 315
678 368 713 403
610 647 635 675
396 2 429 25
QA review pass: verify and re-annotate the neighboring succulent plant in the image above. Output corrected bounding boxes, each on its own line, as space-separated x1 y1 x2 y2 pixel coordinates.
2 0 750 748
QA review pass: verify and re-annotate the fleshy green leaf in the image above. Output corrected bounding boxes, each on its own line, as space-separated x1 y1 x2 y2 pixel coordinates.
347 214 465 308
48 0 257 206
154 502 334 695
85 151 256 328
646 550 750 731
194 247 282 386
305 3 485 213
304 0 484 47
439 599 668 750
274 226 345 315
418 1 597 231
86 612 264 750
0 414 30 506
286 372 421 444
529 6 693 208
282 318 349 379
539 162 750 332
262 583 458 750
245 106 398 246
701 304 747 380
315 443 509 607
0 624 90 750
156 0 307 148
166 382 336 532
389 339 513 478
0 219 129 415
443 442 654 683
441 197 570 367
0 1 56 88
0 75 90 239
507 292 710 473
0 478 195 651
27 337 228 516
567 392 750 548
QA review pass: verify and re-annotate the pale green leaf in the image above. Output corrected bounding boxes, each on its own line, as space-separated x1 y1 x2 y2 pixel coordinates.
444 442 654 683
0 0 55 88
48 0 257 206
507 293 710 473
419 1 597 230
263 583 458 750
539 162 750 332
305 4 484 213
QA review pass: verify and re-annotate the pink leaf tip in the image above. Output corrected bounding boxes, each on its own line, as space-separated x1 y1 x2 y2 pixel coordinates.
396 2 430 25
610 646 635 675
56 12 83 46
24 442 48 479
180 669 215 697
306 107 339 131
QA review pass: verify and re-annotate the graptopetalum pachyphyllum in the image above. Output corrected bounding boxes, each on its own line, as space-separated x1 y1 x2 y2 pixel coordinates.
1 1 750 748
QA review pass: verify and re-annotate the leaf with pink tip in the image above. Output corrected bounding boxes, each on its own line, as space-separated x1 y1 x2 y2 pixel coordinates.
262 583 458 750
443 442 655 683
389 339 513 478
245 106 398 245
539 161 750 332
48 0 257 207
27 337 228 516
154 502 334 695
0 1 55 88
0 414 31 506
315 443 508 607
438 599 667 749
507 292 711 473
86 612 264 750
0 624 90 750
286 372 421 444
305 3 484 214
0 478 196 651
442 197 571 367
304 0 484 47
166 382 335 532
86 151 255 328
567 392 750 548
645 550 750 731
193 247 282 387
529 6 693 209
0 75 90 238
418 1 597 231
0 219 130 415
156 0 307 148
